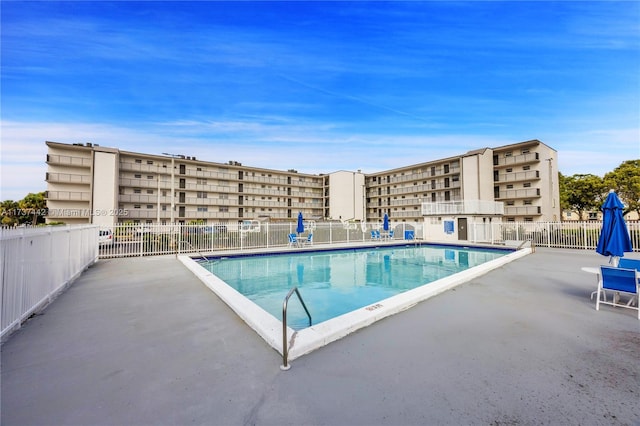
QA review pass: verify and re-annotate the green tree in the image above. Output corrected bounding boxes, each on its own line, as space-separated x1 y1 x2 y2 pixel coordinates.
564 174 606 220
18 192 47 225
604 159 640 217
1 199 20 226
558 172 570 214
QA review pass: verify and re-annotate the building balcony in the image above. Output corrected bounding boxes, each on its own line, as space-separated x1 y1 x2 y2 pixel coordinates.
494 152 539 168
45 191 92 201
119 162 166 174
495 188 541 200
124 209 170 219
119 194 173 204
46 172 91 184
46 154 92 168
119 178 160 189
504 205 541 216
421 200 504 216
494 170 540 183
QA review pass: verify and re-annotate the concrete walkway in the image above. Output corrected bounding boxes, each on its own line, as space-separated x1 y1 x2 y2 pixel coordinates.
2 248 638 426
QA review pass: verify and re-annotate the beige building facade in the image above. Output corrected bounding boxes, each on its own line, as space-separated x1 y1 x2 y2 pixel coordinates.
45 139 560 226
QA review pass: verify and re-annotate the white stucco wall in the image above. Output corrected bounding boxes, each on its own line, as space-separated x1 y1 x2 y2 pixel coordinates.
328 171 365 221
461 149 494 201
92 150 119 226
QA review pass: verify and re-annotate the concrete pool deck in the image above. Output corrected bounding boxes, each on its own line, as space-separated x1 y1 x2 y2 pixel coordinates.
2 248 639 425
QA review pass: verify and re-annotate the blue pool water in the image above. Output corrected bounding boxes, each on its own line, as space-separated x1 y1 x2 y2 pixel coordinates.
200 244 509 330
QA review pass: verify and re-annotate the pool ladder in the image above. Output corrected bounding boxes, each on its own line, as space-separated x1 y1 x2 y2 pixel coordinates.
179 240 208 261
280 286 312 371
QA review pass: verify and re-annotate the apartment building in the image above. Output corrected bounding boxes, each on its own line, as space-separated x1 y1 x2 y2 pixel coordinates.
366 139 559 223
45 141 324 226
44 139 559 226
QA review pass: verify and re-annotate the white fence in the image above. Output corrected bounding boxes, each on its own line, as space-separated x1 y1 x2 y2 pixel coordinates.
98 220 640 258
483 221 640 251
97 221 422 258
1 224 98 341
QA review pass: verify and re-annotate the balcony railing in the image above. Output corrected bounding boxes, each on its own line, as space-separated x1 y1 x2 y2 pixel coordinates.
504 205 541 216
495 188 540 200
494 170 540 183
46 191 92 201
46 154 92 168
494 152 539 167
421 200 504 216
46 172 91 184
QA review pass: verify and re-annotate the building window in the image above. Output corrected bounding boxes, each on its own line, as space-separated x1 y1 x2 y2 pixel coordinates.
197 207 208 212
147 189 153 194
134 204 141 209
444 164 449 174
521 149 530 154
523 200 532 205
506 168 512 173
147 175 153 179
147 160 153 165
219 207 229 212
506 201 515 206
162 190 167 196
197 178 207 185
431 166 436 176
197 192 207 199
162 205 167 211
147 204 153 209
506 184 513 189
523 165 530 171
444 191 450 201
504 152 512 157
523 182 532 188
134 174 142 178
135 159 142 164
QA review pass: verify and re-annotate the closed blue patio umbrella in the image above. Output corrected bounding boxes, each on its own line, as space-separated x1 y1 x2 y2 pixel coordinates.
296 212 305 235
596 190 632 265
383 213 389 232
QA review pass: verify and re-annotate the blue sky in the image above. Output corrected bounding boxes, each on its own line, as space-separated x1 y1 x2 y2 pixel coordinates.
2 1 639 201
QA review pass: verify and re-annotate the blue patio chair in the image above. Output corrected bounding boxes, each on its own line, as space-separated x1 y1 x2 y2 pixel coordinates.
597 266 639 320
618 258 640 271
388 230 394 239
303 233 313 246
288 233 298 247
371 230 381 240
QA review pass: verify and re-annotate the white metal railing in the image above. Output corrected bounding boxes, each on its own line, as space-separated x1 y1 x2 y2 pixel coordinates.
97 222 421 258
469 221 640 251
94 220 640 258
422 200 504 216
1 224 99 341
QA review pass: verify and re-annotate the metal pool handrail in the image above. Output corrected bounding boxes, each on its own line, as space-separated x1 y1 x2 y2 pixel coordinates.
179 240 208 261
281 286 312 371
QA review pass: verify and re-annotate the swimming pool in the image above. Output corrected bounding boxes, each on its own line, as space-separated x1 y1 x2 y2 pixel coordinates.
180 243 531 362
199 245 509 330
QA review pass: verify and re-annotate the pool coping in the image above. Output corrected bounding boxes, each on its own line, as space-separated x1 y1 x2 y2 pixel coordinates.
179 244 532 361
